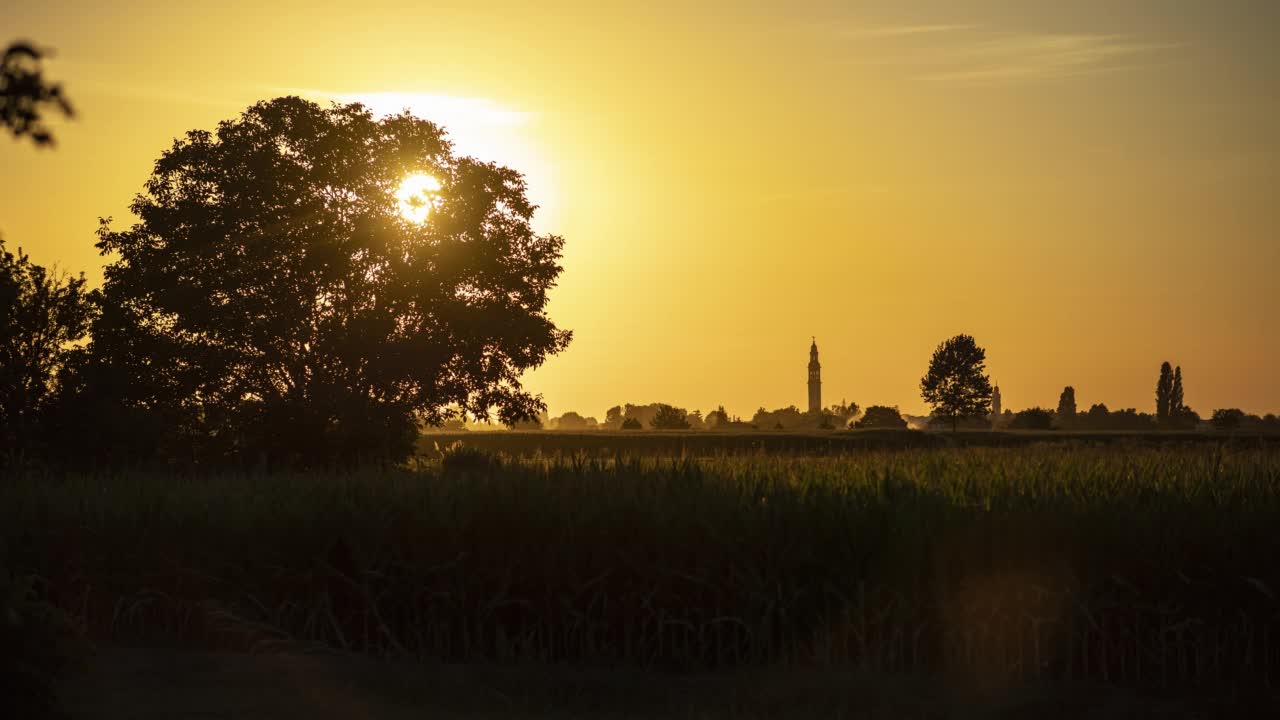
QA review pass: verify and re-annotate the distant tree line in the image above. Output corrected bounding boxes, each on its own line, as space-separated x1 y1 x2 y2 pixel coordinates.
434 342 1277 438
915 336 1267 434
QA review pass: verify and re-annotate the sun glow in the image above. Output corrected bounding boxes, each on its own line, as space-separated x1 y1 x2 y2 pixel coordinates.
395 173 441 224
295 90 559 231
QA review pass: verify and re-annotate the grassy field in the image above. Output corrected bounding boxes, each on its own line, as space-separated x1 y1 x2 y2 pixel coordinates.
6 441 1280 706
418 428 1280 457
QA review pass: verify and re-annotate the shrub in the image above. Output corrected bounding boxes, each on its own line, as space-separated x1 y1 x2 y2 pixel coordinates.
1009 407 1054 430
854 405 907 429
1211 408 1246 431
650 404 691 430
436 441 502 475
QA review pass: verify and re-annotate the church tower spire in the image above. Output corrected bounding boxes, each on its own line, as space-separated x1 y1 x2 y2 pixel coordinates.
808 337 821 414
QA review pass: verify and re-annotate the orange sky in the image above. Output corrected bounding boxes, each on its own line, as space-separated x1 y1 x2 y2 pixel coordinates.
3 0 1278 418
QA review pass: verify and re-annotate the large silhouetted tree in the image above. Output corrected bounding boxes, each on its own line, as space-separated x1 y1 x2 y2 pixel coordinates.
91 97 570 465
920 334 993 432
1 41 73 146
0 239 96 459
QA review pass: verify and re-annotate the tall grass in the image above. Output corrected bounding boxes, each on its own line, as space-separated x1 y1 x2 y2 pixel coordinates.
4 445 1279 690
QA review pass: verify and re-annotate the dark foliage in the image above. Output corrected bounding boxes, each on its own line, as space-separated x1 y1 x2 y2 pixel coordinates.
1074 403 1157 431
0 41 73 147
621 417 642 430
1055 386 1076 427
507 413 545 431
436 440 502 475
89 97 570 466
606 402 701 430
919 334 993 431
1170 405 1201 430
0 571 90 719
0 239 97 464
551 411 593 430
1009 407 1054 430
650 404 691 430
926 413 991 430
1211 408 1246 431
1156 361 1173 424
854 405 907 429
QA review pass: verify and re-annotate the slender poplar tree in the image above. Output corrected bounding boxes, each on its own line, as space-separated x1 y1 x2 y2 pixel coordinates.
1156 361 1173 424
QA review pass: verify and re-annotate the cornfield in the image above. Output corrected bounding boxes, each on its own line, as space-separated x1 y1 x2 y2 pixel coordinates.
4 444 1279 691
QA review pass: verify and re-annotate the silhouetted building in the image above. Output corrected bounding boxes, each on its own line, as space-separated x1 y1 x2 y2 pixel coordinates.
808 338 822 413
991 381 1002 417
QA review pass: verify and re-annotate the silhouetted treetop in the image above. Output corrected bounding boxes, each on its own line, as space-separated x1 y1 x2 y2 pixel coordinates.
93 96 570 465
920 334 993 432
650 404 691 430
1156 361 1174 423
1057 386 1076 419
1211 408 1245 431
854 405 907 429
1 41 73 147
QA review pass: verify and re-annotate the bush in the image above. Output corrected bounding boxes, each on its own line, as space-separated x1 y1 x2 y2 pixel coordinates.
1009 407 1054 430
436 441 502 475
854 406 907 429
650 404 691 430
1211 408 1246 431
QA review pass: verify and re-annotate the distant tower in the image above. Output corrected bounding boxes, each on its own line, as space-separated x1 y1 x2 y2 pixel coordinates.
808 337 822 413
991 381 1002 417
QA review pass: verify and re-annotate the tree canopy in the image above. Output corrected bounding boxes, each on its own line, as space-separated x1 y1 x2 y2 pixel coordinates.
854 405 907 429
1056 386 1077 424
650 404 691 430
1009 407 1054 430
91 97 570 465
1211 408 1245 431
919 334 993 431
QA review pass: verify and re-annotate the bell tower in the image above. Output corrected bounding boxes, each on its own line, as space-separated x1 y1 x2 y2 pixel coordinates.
808 337 821 414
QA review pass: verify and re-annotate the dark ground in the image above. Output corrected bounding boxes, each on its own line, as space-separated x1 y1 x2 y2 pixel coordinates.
56 647 1276 719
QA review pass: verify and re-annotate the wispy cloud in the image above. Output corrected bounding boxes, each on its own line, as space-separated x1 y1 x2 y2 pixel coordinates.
281 89 531 127
839 22 1178 85
928 33 1176 85
845 24 977 38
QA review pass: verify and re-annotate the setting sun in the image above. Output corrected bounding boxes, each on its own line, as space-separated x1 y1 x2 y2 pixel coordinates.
394 173 441 224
